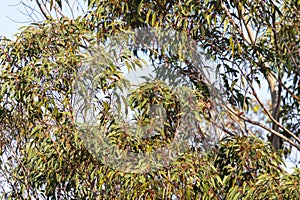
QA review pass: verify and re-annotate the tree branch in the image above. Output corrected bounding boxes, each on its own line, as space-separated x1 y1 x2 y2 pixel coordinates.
232 2 287 150
269 71 300 102
244 72 300 144
35 0 50 20
239 115 300 151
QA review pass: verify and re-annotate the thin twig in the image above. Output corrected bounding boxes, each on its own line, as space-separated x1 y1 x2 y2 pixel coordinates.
35 0 50 19
239 115 300 151
54 5 67 18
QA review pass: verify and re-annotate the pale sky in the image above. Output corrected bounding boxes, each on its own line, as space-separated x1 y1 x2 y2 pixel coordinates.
0 0 84 38
0 0 32 38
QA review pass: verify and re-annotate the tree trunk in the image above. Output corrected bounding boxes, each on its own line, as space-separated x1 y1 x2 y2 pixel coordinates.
267 74 281 150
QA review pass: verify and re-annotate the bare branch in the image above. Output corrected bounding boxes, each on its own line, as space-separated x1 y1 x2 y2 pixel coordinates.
207 117 235 137
240 6 256 46
269 71 300 102
35 0 50 20
53 4 67 18
224 105 300 150
246 74 300 145
239 115 300 151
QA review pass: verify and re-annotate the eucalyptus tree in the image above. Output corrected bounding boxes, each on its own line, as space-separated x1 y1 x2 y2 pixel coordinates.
0 0 299 199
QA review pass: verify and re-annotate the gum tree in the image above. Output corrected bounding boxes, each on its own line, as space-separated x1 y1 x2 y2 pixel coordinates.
0 0 299 199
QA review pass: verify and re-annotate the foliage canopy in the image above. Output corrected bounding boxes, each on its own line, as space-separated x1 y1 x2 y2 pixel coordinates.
0 0 300 199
